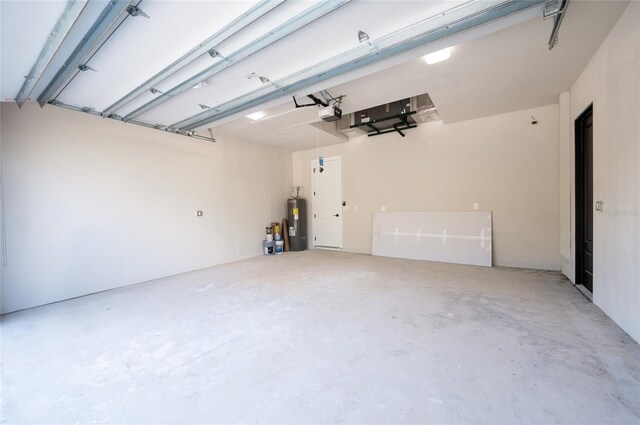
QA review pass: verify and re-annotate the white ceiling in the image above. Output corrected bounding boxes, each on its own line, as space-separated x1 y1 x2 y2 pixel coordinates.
330 0 628 123
0 0 628 150
125 0 467 126
215 0 628 149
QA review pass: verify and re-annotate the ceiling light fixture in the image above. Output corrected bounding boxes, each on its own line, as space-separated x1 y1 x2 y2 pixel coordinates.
192 81 207 90
246 111 265 120
423 48 451 64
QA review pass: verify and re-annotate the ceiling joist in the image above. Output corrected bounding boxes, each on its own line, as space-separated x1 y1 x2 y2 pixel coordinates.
122 0 351 122
15 0 87 108
101 0 287 118
36 0 140 107
50 100 216 142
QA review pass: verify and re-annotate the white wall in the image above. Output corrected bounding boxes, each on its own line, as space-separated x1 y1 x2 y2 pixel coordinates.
0 110 4 295
0 103 292 313
559 2 640 342
293 104 561 270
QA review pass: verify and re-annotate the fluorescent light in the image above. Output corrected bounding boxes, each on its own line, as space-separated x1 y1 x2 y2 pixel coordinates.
246 111 265 120
423 48 451 64
192 81 207 90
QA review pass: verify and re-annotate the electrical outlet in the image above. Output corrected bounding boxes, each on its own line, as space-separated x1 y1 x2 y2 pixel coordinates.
473 203 479 210
196 210 203 216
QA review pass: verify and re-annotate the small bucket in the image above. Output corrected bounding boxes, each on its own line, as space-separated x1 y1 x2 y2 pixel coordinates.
263 240 275 255
275 240 284 254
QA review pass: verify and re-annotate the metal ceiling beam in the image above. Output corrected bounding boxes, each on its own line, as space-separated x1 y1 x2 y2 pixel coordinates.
122 0 349 122
50 100 215 142
548 0 569 49
102 0 286 118
36 0 138 107
15 0 87 107
172 0 546 131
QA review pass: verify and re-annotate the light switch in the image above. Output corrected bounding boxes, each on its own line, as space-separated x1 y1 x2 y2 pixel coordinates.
473 203 479 210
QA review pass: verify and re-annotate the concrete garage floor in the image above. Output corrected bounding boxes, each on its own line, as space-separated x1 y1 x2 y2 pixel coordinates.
2 251 640 424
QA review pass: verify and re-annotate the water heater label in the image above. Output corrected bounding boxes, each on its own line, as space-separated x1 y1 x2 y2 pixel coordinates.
289 226 295 236
293 208 299 219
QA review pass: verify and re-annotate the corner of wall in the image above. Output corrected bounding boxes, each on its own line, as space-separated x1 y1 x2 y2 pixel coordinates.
559 91 574 283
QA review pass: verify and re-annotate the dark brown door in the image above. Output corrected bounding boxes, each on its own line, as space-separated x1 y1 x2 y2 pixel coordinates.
575 105 593 292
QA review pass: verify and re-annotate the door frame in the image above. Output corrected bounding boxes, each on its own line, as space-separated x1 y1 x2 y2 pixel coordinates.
311 156 343 249
574 103 593 291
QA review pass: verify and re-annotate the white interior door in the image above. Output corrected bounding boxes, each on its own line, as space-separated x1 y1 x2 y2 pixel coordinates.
312 156 342 248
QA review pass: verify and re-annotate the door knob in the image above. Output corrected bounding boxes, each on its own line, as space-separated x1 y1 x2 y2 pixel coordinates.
334 214 340 217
